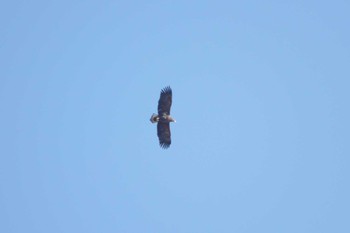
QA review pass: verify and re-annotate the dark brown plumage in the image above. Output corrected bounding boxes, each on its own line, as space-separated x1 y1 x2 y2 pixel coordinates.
150 86 176 149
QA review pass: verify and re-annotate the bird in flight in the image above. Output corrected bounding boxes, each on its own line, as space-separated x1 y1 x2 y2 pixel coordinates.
150 86 176 149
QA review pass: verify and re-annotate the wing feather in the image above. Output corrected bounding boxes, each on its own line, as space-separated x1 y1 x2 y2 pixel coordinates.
158 86 172 115
157 122 171 149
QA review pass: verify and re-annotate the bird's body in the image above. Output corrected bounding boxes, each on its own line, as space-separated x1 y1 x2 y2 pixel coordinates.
150 86 175 149
150 113 175 123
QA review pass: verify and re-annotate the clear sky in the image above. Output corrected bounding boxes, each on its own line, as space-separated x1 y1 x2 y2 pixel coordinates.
1 1 349 232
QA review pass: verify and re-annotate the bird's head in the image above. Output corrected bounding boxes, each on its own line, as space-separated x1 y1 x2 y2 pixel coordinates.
168 116 176 123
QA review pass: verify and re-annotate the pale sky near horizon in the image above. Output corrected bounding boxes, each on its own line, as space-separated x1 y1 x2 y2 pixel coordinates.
1 1 349 232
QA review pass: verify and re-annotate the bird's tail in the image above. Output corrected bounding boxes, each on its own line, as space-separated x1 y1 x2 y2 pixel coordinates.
150 113 159 123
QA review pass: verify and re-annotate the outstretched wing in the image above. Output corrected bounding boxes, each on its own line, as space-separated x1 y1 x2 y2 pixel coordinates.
158 86 172 115
157 122 171 149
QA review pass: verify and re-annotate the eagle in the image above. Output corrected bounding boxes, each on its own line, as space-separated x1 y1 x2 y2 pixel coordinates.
150 86 176 149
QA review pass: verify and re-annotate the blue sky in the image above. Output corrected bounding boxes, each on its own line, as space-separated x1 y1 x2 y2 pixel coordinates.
1 1 349 232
